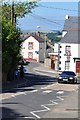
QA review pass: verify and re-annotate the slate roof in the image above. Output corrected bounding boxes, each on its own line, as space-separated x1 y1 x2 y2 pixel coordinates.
20 34 45 43
60 16 80 44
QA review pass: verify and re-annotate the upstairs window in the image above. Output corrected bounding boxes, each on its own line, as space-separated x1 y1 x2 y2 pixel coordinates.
28 42 33 50
65 46 71 56
65 46 71 53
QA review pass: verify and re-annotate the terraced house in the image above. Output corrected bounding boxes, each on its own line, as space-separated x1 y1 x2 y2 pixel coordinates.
58 15 80 76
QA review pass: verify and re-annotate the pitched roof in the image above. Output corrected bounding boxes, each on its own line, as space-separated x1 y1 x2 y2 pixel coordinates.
21 34 45 43
60 16 80 44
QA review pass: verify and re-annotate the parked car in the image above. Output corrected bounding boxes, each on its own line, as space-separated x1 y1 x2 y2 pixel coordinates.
58 71 77 84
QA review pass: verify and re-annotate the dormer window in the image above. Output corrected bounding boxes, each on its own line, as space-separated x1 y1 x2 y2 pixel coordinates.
62 31 67 37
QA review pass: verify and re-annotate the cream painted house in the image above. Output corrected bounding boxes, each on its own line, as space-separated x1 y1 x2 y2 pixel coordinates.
21 34 45 62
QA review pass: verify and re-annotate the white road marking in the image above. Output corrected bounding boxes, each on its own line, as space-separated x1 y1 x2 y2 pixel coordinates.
11 95 15 97
23 92 27 95
43 90 52 93
41 87 46 89
41 105 50 110
30 99 59 118
30 105 50 118
23 117 35 119
50 100 58 105
30 111 41 118
30 90 38 93
57 96 64 101
57 91 64 94
30 103 51 118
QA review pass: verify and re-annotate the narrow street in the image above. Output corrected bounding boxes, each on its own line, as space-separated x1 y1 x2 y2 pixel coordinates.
1 62 79 119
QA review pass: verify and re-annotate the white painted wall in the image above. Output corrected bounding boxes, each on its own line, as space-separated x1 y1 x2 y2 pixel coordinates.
59 43 79 72
54 43 58 53
21 36 39 62
78 44 80 57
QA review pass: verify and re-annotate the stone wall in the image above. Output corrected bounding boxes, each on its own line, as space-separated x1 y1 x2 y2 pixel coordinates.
44 58 51 68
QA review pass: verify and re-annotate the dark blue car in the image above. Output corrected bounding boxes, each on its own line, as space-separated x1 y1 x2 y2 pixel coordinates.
58 71 77 84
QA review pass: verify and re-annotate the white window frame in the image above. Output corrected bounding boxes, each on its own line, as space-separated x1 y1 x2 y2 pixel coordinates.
65 61 70 70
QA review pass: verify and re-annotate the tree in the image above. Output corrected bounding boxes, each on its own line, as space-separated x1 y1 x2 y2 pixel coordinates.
46 32 62 43
2 1 38 82
2 16 22 81
2 1 38 22
46 32 56 41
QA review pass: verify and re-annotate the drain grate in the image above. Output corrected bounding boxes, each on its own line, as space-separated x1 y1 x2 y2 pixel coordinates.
66 108 80 111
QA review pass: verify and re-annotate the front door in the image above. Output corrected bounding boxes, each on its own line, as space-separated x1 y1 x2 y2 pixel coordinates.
76 61 80 73
51 60 55 69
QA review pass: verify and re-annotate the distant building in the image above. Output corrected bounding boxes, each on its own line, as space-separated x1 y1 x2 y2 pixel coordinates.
47 43 58 70
58 15 80 75
21 34 45 62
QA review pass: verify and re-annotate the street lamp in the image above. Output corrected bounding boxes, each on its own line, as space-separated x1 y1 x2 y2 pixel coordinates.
37 26 40 29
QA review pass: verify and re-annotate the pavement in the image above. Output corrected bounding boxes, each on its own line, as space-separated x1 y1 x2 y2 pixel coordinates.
33 64 61 77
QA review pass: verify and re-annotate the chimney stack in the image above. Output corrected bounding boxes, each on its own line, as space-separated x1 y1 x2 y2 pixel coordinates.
36 31 40 37
66 15 69 19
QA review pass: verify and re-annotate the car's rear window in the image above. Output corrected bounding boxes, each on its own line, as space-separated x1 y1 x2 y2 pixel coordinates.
62 71 76 76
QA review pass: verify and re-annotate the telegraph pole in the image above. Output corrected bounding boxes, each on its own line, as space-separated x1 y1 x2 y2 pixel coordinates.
11 1 14 25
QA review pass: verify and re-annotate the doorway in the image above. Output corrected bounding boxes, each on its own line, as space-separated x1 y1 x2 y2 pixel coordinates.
51 60 55 69
76 61 80 73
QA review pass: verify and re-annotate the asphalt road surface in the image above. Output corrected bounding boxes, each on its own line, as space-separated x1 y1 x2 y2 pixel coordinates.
1 62 79 119
2 85 72 119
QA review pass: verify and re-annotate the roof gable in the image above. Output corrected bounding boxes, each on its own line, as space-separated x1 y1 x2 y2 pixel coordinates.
21 34 45 43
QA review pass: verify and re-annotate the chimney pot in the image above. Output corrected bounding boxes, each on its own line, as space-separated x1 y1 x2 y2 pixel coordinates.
66 15 69 19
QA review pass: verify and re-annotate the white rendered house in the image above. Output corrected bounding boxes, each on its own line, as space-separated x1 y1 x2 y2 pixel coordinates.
58 15 80 75
21 34 45 62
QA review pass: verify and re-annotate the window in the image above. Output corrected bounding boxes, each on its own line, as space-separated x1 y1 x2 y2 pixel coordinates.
65 61 70 70
65 46 71 57
28 52 33 59
28 42 33 50
65 46 71 53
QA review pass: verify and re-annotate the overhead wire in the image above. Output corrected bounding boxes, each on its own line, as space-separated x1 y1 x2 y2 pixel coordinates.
30 13 65 27
39 5 78 12
29 13 63 30
29 13 79 30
